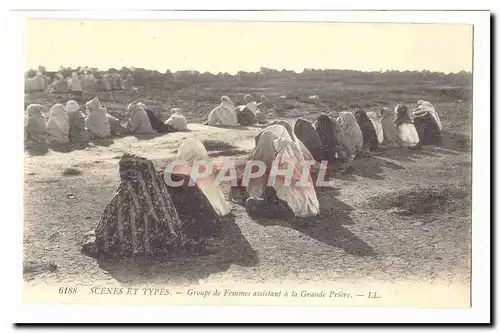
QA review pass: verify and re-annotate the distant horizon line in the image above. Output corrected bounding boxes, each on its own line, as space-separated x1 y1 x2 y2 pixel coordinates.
25 65 472 75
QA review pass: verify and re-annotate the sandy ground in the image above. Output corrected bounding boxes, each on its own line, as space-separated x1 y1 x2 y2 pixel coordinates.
23 115 471 289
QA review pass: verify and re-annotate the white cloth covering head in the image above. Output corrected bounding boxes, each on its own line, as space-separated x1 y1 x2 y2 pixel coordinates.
66 100 80 113
413 100 442 131
85 97 111 138
27 104 45 118
165 108 188 131
170 107 182 115
221 95 234 107
207 96 238 127
126 101 155 134
46 103 70 143
173 139 232 217
70 72 82 92
380 107 400 144
244 94 255 103
25 104 46 141
248 124 320 218
260 119 315 162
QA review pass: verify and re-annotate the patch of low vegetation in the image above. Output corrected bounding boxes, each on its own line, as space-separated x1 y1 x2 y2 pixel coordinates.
208 149 248 158
201 139 238 151
62 167 83 176
367 186 470 216
23 260 58 275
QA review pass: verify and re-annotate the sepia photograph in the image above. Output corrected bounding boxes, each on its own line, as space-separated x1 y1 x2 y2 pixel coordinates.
7 8 491 324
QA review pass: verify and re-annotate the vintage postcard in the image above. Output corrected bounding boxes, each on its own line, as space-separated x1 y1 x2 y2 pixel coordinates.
8 9 490 324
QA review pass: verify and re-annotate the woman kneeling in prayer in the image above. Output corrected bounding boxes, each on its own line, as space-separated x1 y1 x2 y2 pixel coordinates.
81 150 228 258
46 104 70 144
25 104 47 146
395 104 421 148
412 100 443 146
126 101 156 134
244 123 320 219
168 139 232 218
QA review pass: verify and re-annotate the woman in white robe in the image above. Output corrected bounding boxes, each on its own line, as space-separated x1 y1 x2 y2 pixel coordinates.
172 139 232 217
257 119 315 163
25 104 47 144
380 107 400 147
165 108 188 131
246 124 320 218
85 97 111 138
207 96 238 127
70 72 82 92
26 72 46 92
244 94 258 115
126 101 156 134
46 104 70 144
395 104 420 148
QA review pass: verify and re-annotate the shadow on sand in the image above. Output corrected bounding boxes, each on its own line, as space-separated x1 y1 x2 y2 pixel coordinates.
371 146 438 163
131 132 169 141
250 189 376 257
95 214 259 286
329 156 405 181
372 130 470 163
25 141 93 156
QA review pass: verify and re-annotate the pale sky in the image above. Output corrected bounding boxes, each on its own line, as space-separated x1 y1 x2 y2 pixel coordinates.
25 19 473 74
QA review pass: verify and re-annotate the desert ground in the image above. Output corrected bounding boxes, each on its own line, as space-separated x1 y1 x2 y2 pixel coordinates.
23 71 472 290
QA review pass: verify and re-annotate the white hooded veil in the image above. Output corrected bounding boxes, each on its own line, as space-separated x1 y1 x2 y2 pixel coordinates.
414 100 443 131
85 98 111 138
244 94 258 115
46 104 70 143
380 107 400 143
126 102 156 134
248 124 320 218
70 72 82 92
173 139 232 217
165 108 188 131
261 119 315 162
25 104 46 141
207 96 238 126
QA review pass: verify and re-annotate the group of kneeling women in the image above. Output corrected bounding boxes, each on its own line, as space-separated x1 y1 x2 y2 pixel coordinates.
25 93 267 147
81 99 443 258
294 100 443 164
24 97 189 146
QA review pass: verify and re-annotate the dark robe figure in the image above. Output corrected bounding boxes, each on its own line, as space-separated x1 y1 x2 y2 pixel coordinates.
145 109 175 134
315 114 342 162
81 154 219 258
235 105 256 126
413 113 442 146
354 109 379 151
246 187 295 219
66 101 89 142
160 172 219 241
293 118 324 162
